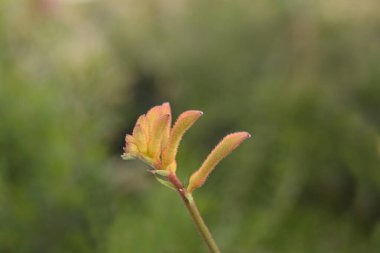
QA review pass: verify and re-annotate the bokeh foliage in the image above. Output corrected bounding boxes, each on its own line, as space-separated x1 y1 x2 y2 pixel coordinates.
1 0 380 252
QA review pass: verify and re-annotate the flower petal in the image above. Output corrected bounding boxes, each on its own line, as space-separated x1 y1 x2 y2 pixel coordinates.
146 105 162 132
124 134 138 152
149 113 170 161
160 102 172 149
162 110 203 172
133 124 148 153
135 114 149 137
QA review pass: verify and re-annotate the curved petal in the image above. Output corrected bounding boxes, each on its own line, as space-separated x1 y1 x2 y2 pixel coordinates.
133 124 148 153
149 114 170 161
162 110 203 172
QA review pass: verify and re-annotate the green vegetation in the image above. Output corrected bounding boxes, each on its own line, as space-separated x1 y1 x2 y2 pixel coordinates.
1 0 379 252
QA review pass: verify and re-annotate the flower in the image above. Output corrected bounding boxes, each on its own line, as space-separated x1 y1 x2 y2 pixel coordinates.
122 102 251 192
122 102 203 172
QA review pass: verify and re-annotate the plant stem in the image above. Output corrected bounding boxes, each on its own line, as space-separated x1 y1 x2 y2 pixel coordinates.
168 173 221 253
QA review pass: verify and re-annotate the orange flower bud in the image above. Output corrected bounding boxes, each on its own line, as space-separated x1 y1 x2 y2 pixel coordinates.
123 102 173 167
187 132 251 193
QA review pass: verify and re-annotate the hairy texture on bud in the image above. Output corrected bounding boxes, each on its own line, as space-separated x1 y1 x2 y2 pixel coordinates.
146 105 162 137
149 114 170 160
187 132 251 193
162 110 203 172
124 135 138 154
161 102 172 149
133 124 148 153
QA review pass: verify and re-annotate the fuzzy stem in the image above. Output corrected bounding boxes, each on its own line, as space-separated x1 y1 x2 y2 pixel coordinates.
168 173 221 253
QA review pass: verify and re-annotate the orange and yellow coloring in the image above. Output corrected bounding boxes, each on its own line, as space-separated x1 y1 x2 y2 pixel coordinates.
122 102 250 192
122 102 202 172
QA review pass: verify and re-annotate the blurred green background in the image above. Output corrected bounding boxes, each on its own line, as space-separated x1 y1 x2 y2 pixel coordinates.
1 0 380 252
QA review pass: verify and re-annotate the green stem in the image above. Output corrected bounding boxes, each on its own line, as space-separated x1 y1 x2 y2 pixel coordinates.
168 173 221 253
